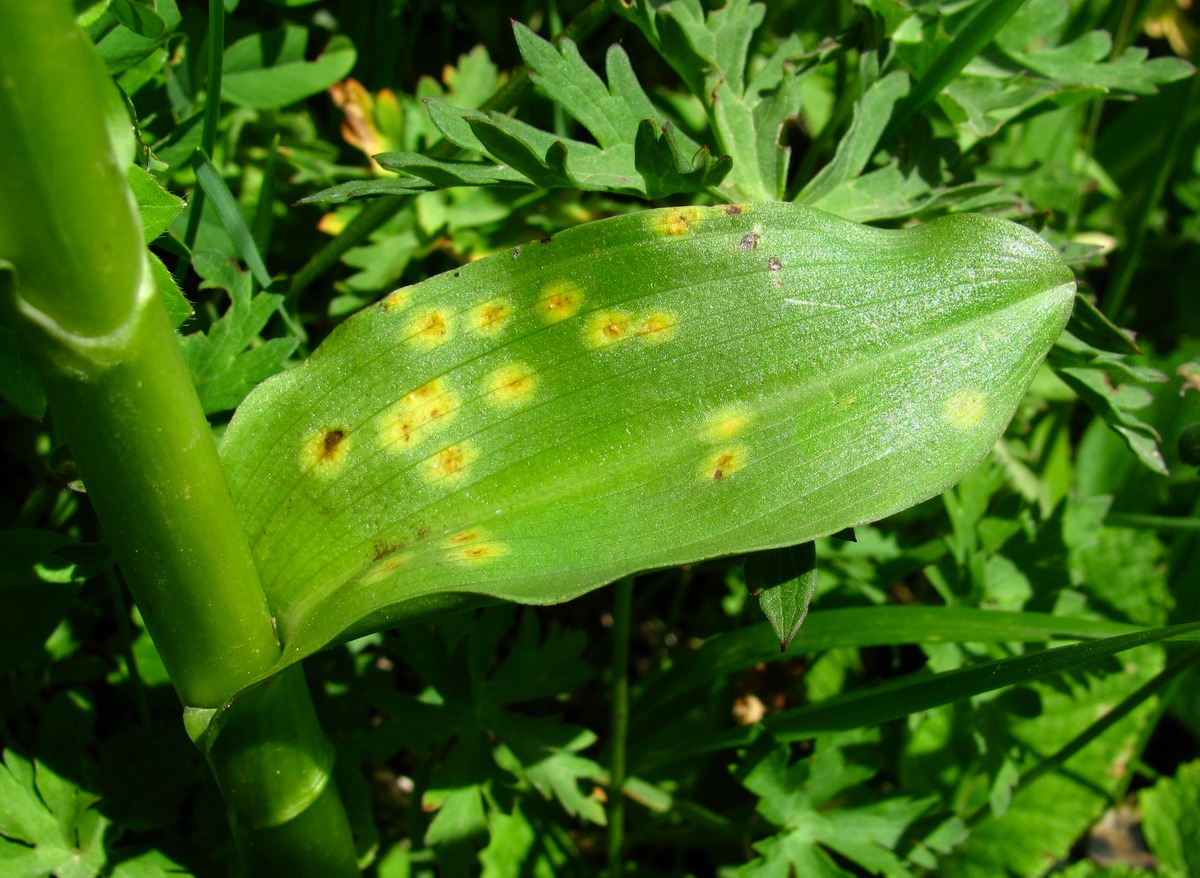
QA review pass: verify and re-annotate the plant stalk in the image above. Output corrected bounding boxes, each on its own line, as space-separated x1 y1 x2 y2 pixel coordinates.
608 576 634 877
0 4 359 873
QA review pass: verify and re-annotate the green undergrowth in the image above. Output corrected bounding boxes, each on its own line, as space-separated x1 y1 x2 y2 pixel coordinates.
2 0 1199 875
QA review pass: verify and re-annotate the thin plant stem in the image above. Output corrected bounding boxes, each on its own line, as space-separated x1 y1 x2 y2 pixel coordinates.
608 576 634 877
183 0 226 252
1105 68 1200 319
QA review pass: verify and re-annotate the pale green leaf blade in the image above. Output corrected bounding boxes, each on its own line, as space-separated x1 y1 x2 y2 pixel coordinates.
220 203 1074 666
744 542 818 651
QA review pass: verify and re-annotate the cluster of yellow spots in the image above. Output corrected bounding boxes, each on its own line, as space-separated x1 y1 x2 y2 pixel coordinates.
944 390 986 431
472 298 513 336
650 205 704 236
422 442 476 483
486 362 537 405
700 406 752 482
299 427 352 476
584 310 677 348
443 528 508 563
538 281 584 323
407 307 453 346
382 379 459 449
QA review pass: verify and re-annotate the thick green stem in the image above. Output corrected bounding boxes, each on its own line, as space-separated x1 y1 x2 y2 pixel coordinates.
0 4 359 873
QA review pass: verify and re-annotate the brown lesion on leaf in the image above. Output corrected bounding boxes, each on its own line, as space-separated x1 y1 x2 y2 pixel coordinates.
381 379 459 450
650 206 703 236
740 233 760 251
423 442 476 482
373 539 405 560
585 311 632 347
300 426 352 475
448 530 480 544
723 204 744 216
449 541 508 563
702 446 747 481
768 257 782 272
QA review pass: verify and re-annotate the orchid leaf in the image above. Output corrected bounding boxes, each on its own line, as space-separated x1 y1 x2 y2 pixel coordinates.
219 202 1074 667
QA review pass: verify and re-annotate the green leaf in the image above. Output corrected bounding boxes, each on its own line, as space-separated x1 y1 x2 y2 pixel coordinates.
1051 332 1168 475
178 252 298 415
0 749 107 878
732 731 935 877
1141 759 1200 877
0 530 81 673
410 25 732 198
192 149 271 288
0 322 47 420
799 71 911 207
1004 32 1195 97
220 203 1074 668
126 165 184 244
221 26 356 110
744 542 818 651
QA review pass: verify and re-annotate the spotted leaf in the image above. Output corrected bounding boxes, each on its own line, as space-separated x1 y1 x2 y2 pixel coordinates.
220 203 1074 665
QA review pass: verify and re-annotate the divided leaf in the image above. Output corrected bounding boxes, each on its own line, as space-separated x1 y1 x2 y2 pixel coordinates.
178 253 298 415
219 202 1074 669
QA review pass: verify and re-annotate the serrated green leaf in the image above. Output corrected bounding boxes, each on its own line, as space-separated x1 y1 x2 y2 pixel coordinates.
1005 32 1195 96
178 252 297 415
1051 333 1168 475
147 250 191 327
745 542 818 651
221 26 356 110
220 203 1073 668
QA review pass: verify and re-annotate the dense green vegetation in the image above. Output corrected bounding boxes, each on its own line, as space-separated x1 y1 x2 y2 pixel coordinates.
1 0 1199 875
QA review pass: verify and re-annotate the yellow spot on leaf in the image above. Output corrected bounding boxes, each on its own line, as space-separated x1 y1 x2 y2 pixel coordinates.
650 206 703 236
446 529 483 545
538 281 584 323
382 380 459 449
945 391 986 431
486 362 537 405
363 552 412 584
423 442 476 482
381 289 408 312
472 298 513 335
636 312 676 342
706 408 752 442
300 427 352 476
407 307 453 346
702 446 747 482
585 311 632 347
837 395 856 409
449 541 508 564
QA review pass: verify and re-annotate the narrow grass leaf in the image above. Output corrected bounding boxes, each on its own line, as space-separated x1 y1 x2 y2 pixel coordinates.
192 149 271 288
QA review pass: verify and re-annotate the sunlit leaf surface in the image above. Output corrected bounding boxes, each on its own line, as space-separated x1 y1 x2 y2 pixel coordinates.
221 203 1074 662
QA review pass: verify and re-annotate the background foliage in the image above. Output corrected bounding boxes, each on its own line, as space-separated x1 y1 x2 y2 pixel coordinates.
2 0 1199 875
